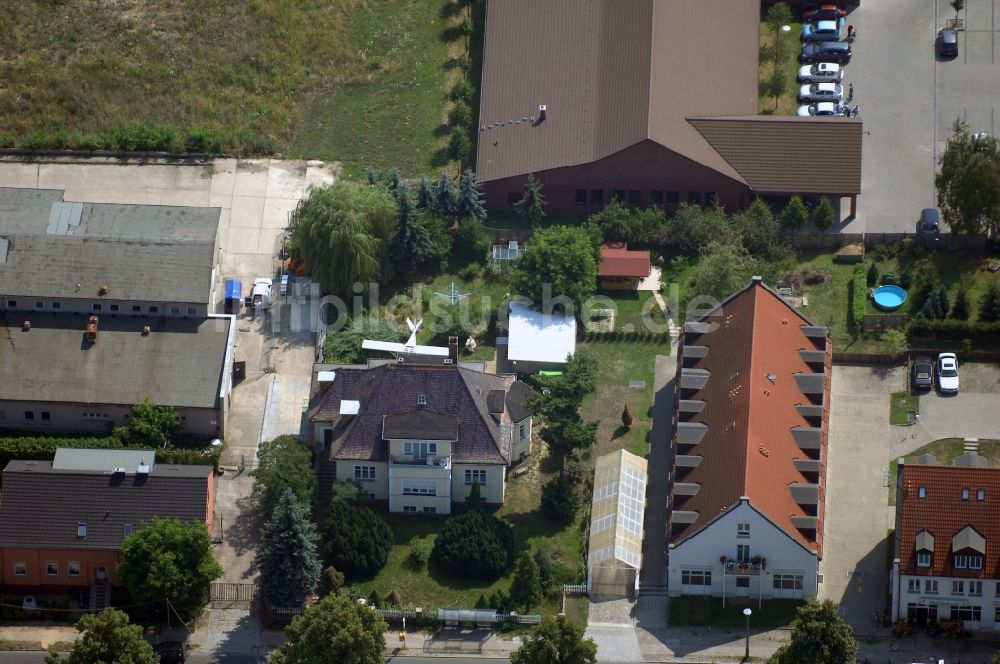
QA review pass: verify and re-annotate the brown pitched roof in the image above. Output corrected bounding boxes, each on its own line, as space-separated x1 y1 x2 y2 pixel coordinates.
310 365 533 465
600 244 651 278
689 116 863 195
671 279 831 555
0 459 211 550
476 0 758 184
897 464 1000 577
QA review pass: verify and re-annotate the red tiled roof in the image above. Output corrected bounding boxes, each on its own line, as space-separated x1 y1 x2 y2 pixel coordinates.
599 244 651 278
897 464 1000 577
671 279 831 555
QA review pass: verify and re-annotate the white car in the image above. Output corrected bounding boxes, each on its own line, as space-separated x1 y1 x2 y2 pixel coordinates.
798 62 843 83
798 82 844 103
797 102 845 117
937 353 960 393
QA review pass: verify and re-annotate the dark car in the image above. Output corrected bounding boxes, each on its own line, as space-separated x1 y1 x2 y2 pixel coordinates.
919 207 940 233
800 41 852 65
938 28 958 58
153 641 187 663
912 356 934 390
804 4 847 21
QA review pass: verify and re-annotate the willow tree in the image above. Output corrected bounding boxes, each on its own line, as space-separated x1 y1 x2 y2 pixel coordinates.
289 181 397 297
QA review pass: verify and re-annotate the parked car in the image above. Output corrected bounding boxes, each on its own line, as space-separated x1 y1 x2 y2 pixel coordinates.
938 28 959 58
797 101 845 116
153 641 187 663
798 82 844 103
802 19 844 42
798 62 844 83
912 356 934 391
937 353 960 393
919 207 940 233
803 4 847 21
800 41 852 64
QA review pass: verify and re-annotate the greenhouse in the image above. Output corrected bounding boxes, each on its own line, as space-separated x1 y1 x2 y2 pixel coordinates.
587 449 648 598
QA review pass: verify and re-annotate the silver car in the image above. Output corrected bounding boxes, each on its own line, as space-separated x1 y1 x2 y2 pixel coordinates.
797 101 845 117
797 62 844 83
798 82 844 103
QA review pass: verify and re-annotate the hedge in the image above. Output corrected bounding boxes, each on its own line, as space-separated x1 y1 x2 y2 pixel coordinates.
908 319 1000 342
581 330 672 344
849 264 867 332
0 434 220 475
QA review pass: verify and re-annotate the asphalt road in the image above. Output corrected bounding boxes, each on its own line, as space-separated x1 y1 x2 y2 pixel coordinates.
1 655 513 664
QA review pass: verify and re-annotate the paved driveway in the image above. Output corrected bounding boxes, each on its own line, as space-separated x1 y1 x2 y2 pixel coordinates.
847 0 1000 233
820 365 903 632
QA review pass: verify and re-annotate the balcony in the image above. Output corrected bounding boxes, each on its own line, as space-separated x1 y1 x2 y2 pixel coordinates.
719 557 767 575
389 455 452 470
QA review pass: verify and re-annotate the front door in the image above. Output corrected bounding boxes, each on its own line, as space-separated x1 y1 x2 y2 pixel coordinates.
736 576 750 597
94 566 107 581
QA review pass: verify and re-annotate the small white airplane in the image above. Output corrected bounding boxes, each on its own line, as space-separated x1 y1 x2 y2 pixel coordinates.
361 318 451 357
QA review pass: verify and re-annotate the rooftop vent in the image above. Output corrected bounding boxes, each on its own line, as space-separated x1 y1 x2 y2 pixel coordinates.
112 467 126 474
137 463 150 475
538 104 547 121
86 315 99 342
22 320 30 331
766 373 777 384
99 284 109 296
142 325 151 336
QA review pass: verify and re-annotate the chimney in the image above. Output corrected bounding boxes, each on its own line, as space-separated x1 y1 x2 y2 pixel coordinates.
142 325 151 335
21 320 30 331
538 104 547 121
98 284 109 296
448 336 459 362
86 315 99 342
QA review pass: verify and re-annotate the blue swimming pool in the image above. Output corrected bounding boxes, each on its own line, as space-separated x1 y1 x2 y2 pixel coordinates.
872 285 907 311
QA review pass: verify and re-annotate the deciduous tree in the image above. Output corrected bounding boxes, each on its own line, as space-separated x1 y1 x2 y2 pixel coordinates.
510 225 600 305
252 435 315 514
256 489 322 609
270 593 387 664
46 608 156 664
780 195 809 230
692 241 758 300
936 119 1000 235
510 615 597 664
768 600 858 664
113 399 180 448
118 518 223 618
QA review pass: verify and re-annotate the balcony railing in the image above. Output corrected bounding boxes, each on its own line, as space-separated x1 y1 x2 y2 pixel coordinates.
389 455 452 469
719 557 766 575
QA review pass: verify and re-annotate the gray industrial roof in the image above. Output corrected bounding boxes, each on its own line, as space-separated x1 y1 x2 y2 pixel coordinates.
0 458 211 550
0 313 230 409
52 448 157 472
0 235 215 303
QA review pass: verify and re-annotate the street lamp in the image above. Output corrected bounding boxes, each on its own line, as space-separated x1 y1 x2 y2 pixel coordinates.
743 607 753 660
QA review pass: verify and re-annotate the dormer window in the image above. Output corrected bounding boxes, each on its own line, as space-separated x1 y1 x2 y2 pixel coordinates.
77 522 87 539
954 554 984 570
962 488 970 501
918 486 926 499
916 552 932 567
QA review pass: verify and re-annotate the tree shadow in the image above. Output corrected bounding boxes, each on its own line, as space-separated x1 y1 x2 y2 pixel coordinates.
611 425 629 440
426 558 505 591
431 148 451 168
440 26 463 43
434 123 451 138
220 492 263 560
444 55 470 71
539 452 562 474
439 0 461 18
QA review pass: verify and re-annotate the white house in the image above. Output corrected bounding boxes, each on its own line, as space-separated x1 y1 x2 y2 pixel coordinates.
891 459 1000 630
667 278 831 604
309 363 534 513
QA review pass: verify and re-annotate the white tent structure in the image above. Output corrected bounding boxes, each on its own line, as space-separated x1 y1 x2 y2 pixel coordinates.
506 301 576 371
587 449 647 598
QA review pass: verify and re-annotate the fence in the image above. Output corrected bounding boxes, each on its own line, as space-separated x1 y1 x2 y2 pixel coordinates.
209 582 258 610
486 227 531 244
833 348 1000 365
783 231 988 251
861 314 906 332
563 584 588 595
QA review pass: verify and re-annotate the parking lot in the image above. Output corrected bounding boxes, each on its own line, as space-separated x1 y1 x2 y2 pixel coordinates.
848 0 1000 233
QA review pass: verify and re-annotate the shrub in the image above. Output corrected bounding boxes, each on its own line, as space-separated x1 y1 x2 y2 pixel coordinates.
534 549 553 590
321 500 393 580
318 566 345 597
950 286 971 320
447 130 473 163
406 535 433 570
455 217 492 261
431 510 515 580
540 473 582 524
448 79 474 104
908 318 1000 342
979 283 1000 323
866 263 879 287
848 264 867 332
185 124 222 153
447 103 473 132
458 262 483 281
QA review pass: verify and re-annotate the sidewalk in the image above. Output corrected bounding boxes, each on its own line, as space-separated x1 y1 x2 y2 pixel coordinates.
0 624 78 649
383 628 521 658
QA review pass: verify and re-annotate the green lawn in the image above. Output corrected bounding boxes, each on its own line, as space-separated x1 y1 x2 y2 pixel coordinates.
1 0 454 170
592 291 668 334
889 391 919 425
563 595 590 631
758 21 803 116
886 438 1000 505
669 596 804 628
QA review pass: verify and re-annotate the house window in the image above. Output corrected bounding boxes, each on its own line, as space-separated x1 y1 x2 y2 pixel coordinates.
67 562 80 577
969 581 983 596
737 523 750 538
687 191 702 206
575 189 587 205
51 302 61 310
962 488 970 501
149 306 159 313
416 394 427 406
423 506 437 514
403 506 417 513
773 575 803 590
23 411 33 421
187 307 196 315
705 192 718 207
925 579 938 594
681 570 711 586
402 485 436 496
907 579 920 593
132 305 141 313
951 605 981 621
354 466 376 482
519 423 529 441
736 576 750 588
918 486 926 499
951 580 964 595
627 190 641 207
0 410 5 422
590 189 604 206
40 412 50 423
977 488 985 501
77 523 87 538
169 306 180 314
92 303 102 311
46 561 58 577
665 191 680 208
650 191 664 206
34 301 43 309
954 554 982 569
404 442 437 459
736 544 750 562
123 523 134 537
13 562 26 577
110 304 119 312
465 469 487 485
6 300 15 308
612 189 625 202
507 192 520 204
916 552 931 567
